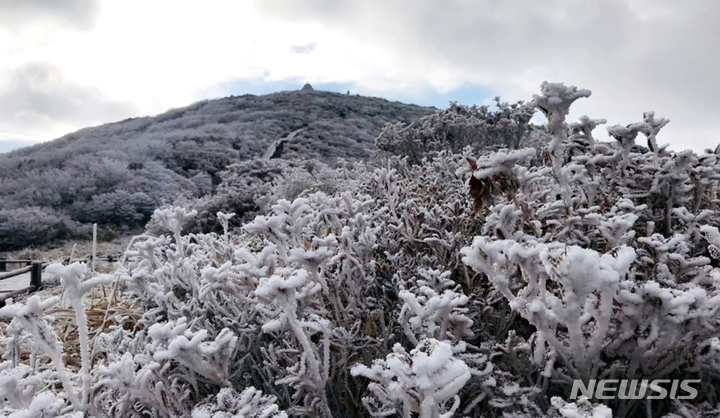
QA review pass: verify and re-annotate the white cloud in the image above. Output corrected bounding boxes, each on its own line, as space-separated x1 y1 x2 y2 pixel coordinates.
0 0 717 151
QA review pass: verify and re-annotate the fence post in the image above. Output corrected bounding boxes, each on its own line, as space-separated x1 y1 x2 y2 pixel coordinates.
92 223 97 274
30 261 42 289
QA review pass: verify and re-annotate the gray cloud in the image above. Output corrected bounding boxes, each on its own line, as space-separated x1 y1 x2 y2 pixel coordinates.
0 62 137 138
0 0 100 31
253 0 720 150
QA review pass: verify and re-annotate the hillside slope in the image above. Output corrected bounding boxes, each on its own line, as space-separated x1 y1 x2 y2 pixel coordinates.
1 90 434 175
0 90 434 250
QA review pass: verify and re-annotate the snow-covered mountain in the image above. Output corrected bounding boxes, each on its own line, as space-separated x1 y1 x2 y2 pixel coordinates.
0 89 434 250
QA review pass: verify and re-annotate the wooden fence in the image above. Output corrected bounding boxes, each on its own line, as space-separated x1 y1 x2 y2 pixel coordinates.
0 260 46 305
0 224 118 305
0 254 121 305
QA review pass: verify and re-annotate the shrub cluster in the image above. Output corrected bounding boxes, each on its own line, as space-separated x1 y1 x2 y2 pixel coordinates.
375 98 538 164
1 82 719 418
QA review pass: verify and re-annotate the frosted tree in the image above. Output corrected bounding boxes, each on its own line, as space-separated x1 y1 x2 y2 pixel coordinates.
690 153 720 214
466 148 536 213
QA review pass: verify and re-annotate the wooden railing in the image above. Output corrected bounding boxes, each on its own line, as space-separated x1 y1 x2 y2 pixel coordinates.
0 260 46 305
0 259 34 271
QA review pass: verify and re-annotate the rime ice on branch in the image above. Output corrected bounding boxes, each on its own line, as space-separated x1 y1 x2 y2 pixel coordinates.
531 82 591 206
351 339 472 418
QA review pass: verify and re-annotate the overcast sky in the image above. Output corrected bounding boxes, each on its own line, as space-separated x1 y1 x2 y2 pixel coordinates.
0 0 717 153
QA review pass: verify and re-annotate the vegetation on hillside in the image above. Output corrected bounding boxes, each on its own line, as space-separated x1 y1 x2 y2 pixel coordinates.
1 83 719 417
0 90 433 251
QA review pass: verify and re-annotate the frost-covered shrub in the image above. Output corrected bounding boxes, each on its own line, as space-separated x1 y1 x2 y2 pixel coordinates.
0 392 82 418
92 151 497 417
191 387 287 418
463 239 636 382
375 99 537 164
350 339 472 418
550 397 612 418
45 263 113 406
398 284 474 344
459 82 720 417
0 206 80 251
0 296 80 411
70 190 156 227
160 158 362 235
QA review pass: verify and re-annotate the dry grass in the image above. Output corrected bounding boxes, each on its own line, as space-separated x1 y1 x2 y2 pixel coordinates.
0 283 143 373
1 235 142 374
48 287 143 372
